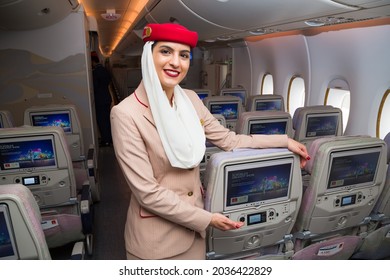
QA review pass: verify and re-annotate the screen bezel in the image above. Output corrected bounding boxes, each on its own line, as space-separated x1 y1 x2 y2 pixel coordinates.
221 89 246 106
326 147 382 192
255 99 283 111
223 157 294 212
209 101 240 121
0 134 58 174
305 112 339 138
29 110 72 134
0 204 19 260
248 118 288 135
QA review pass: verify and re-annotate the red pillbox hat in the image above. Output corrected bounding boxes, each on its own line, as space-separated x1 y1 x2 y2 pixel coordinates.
142 23 198 48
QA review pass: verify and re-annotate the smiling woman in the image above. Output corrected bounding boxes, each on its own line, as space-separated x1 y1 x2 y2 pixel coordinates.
109 22 309 260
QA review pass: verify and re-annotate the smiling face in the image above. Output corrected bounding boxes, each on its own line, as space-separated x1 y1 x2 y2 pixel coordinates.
152 41 191 97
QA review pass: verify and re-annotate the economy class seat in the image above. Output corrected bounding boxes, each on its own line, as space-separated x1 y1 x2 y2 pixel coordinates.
0 126 94 255
203 148 302 259
23 104 100 202
292 105 343 147
350 132 390 259
0 184 84 259
0 110 15 128
292 135 387 259
235 110 293 138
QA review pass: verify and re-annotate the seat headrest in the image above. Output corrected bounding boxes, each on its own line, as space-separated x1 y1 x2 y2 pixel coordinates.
384 132 390 164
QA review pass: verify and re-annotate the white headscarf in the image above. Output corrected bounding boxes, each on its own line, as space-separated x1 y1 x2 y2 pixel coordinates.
141 41 206 169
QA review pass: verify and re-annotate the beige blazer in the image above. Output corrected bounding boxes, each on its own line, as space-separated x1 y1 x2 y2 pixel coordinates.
110 82 288 259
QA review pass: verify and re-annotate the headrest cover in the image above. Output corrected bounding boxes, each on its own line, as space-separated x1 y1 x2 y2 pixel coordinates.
142 23 198 48
384 131 390 164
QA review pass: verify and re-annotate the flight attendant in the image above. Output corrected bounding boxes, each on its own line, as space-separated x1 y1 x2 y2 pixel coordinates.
110 23 309 260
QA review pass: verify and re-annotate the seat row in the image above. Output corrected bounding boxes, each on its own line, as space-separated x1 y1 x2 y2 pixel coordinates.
0 104 100 259
203 133 390 260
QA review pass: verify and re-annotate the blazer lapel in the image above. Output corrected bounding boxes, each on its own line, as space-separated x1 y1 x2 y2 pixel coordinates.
134 81 155 127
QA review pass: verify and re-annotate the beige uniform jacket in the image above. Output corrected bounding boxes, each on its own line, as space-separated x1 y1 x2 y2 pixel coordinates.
110 82 288 259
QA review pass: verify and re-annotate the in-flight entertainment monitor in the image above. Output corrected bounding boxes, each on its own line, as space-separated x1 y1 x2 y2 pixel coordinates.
255 99 283 111
0 135 57 174
194 89 211 100
29 110 72 134
0 204 18 260
249 119 288 135
224 157 293 211
327 147 381 192
305 113 339 138
221 88 247 107
209 102 239 121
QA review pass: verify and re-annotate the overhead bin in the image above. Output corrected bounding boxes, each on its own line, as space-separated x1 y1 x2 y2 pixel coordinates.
0 0 79 30
145 0 359 41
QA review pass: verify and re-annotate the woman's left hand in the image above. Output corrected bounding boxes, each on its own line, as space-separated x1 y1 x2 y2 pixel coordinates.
287 138 310 168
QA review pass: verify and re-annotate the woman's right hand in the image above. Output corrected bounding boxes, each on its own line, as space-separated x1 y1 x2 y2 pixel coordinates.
209 213 244 231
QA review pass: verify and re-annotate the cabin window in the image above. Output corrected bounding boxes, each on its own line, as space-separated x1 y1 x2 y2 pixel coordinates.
324 88 350 133
377 89 390 139
287 76 305 117
261 74 274 95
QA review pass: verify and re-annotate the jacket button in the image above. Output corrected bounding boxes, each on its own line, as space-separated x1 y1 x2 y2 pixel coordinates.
188 191 193 196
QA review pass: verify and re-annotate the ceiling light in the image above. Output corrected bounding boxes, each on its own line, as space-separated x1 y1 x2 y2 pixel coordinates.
204 39 217 43
101 9 121 21
304 19 325 27
249 29 266 35
217 35 232 41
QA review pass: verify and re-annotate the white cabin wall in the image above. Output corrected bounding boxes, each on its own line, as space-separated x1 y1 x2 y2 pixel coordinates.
246 24 390 137
0 9 96 149
232 46 252 95
306 24 390 136
247 35 310 104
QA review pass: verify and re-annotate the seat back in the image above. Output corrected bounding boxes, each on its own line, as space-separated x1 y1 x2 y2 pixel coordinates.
246 94 285 112
0 126 92 251
203 95 242 131
0 110 15 128
204 148 302 259
235 111 293 138
200 114 225 186
193 89 211 101
0 126 77 207
0 184 51 260
293 135 387 259
371 132 390 219
220 87 247 109
293 105 343 146
23 104 100 202
23 104 85 162
350 132 390 259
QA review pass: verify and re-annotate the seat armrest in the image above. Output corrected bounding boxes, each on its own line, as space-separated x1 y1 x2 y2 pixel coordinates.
70 241 85 260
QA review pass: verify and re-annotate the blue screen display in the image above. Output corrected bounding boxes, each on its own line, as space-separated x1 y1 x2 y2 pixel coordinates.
0 207 17 259
223 91 246 105
249 121 287 135
210 103 238 120
306 115 338 137
31 112 71 133
0 139 56 171
226 163 291 207
328 151 380 189
197 93 209 100
255 100 282 111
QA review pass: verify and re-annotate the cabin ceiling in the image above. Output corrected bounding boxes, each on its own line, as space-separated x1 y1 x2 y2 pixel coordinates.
0 0 389 58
